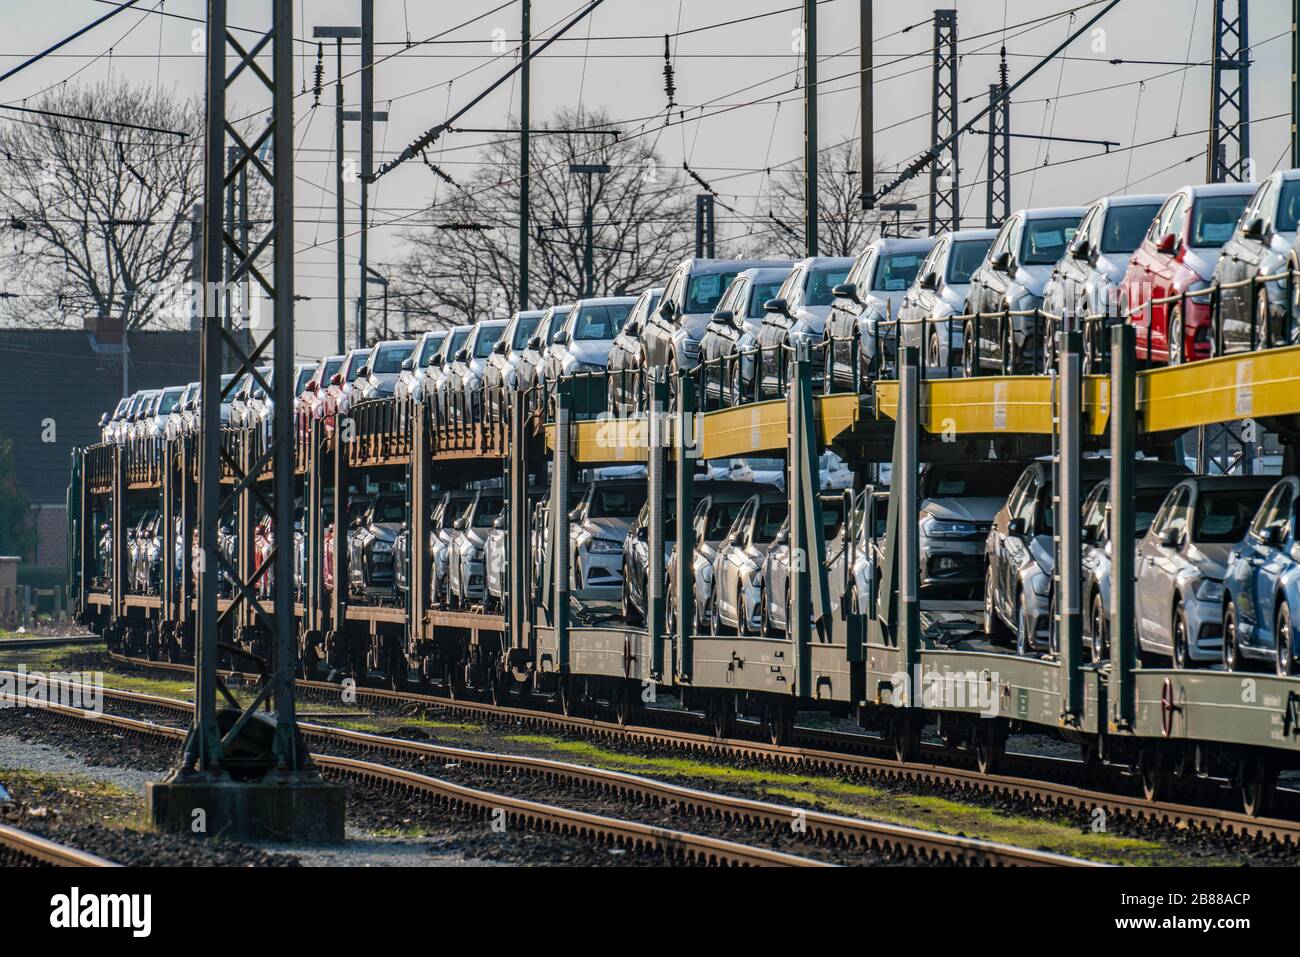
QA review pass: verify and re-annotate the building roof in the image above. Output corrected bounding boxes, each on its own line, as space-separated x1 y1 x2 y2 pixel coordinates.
0 328 201 504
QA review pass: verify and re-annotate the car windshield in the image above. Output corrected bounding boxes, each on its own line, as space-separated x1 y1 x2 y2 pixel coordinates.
1277 181 1300 232
946 239 993 283
512 315 541 349
748 281 784 317
473 324 506 357
1193 488 1270 543
443 330 470 359
924 463 1023 499
543 308 572 345
1101 204 1162 253
371 497 405 523
589 485 648 518
806 265 852 305
373 344 414 374
1190 194 1250 247
158 389 183 414
1020 217 1080 264
753 503 789 544
473 495 504 527
345 352 371 382
294 367 314 394
685 272 738 314
415 335 444 367
872 253 922 292
1041 478 1104 535
321 359 343 383
705 500 747 540
573 303 634 341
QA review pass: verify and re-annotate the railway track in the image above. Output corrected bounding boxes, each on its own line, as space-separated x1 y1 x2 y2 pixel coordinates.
1 671 1091 866
96 652 1300 847
0 821 118 867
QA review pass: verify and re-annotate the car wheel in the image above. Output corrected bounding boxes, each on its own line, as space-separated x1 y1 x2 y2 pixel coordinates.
1167 306 1184 365
1257 287 1274 348
1041 319 1056 375
1090 591 1108 662
1223 600 1242 671
1172 599 1191 669
1014 590 1032 656
962 321 978 378
1276 601 1295 676
758 583 770 637
1001 323 1016 375
927 330 942 371
983 564 1009 640
822 336 834 393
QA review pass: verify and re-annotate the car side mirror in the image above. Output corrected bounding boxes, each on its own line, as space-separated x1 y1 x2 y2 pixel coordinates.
713 308 736 327
625 318 641 336
492 339 507 355
763 297 791 318
329 373 343 386
355 365 369 379
429 354 444 368
453 518 467 531
1070 237 1091 261
98 413 109 427
832 282 860 303
991 250 1012 273
1159 527 1181 548
1007 517 1027 538
636 526 648 541
658 299 676 321
917 271 938 291
568 508 582 522
552 329 570 346
1260 525 1283 547
526 335 542 351
493 514 507 529
1155 232 1178 255
774 527 789 545
1243 216 1266 241
453 348 468 363
305 380 318 393
401 357 414 371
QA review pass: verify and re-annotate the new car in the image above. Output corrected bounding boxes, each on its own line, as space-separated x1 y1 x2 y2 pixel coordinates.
541 296 637 386
320 348 371 432
1135 475 1274 667
697 267 792 406
709 493 789 634
513 304 572 397
758 493 847 634
429 489 476 608
824 237 934 384
1120 182 1254 365
893 230 995 374
1222 475 1300 673
297 355 344 441
1214 170 1300 354
1074 465 1193 659
607 288 664 416
416 324 471 409
448 489 505 607
621 494 675 624
347 493 406 599
485 488 545 613
566 479 648 601
355 339 417 401
1042 194 1164 370
483 310 544 418
396 331 446 402
918 460 1025 596
963 206 1086 375
440 319 509 425
754 256 854 397
641 258 787 387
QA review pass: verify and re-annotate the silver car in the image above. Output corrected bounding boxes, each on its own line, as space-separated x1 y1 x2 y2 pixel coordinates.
449 489 505 607
441 319 509 424
895 230 996 372
1134 475 1274 667
483 309 544 418
963 205 1087 375
697 267 792 406
356 339 417 401
824 237 934 384
759 493 847 634
396 331 446 402
607 288 663 417
710 493 789 635
918 459 1024 597
1043 193 1164 371
429 489 475 608
513 304 572 396
413 325 470 404
541 296 637 386
568 479 648 601
754 256 854 397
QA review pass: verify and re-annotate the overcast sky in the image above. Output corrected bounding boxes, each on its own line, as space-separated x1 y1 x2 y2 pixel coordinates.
2 0 1294 359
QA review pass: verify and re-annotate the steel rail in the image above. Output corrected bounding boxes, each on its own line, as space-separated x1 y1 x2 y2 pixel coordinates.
83 657 1300 847
15 669 1092 865
0 822 118 867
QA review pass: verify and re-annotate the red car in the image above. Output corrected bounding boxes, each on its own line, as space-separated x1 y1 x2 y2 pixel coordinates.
296 354 344 448
1119 182 1255 365
253 514 274 598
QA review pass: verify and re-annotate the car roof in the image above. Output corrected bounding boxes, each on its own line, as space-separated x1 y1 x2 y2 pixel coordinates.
1092 193 1166 209
940 228 999 242
1017 205 1088 220
1182 181 1256 198
792 255 856 270
675 257 790 276
514 309 546 320
572 296 637 307
1179 475 1279 493
866 236 936 253
735 267 793 282
373 339 415 351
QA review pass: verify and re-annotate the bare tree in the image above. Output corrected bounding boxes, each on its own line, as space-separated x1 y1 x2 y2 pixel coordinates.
395 108 692 321
759 141 924 258
0 82 205 329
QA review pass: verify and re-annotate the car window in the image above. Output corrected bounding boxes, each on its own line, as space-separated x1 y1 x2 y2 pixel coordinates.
372 343 415 373
588 485 648 518
752 502 788 544
473 324 506 357
748 280 784 317
847 250 874 288
1193 487 1266 543
1189 194 1250 247
685 272 737 314
871 253 922 292
1250 484 1285 538
1135 488 1172 537
1101 203 1162 253
705 499 746 539
805 263 852 305
1276 180 1300 232
572 303 633 341
776 266 804 305
946 238 993 283
1019 216 1079 265
1082 483 1109 537
511 316 540 350
1004 470 1032 518
725 498 755 541
919 240 946 282
1014 473 1039 525
1150 195 1180 241
472 495 504 527
990 220 1014 258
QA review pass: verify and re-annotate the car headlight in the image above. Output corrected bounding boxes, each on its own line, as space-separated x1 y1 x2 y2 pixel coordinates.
587 538 622 554
371 540 393 554
921 517 978 539
1193 578 1224 603
565 360 603 375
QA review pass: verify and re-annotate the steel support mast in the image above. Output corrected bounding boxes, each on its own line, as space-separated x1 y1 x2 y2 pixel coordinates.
1207 0 1252 183
930 10 959 233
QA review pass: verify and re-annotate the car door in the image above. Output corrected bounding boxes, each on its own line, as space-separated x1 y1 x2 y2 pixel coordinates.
1252 480 1295 653
976 219 1017 366
1223 181 1271 339
1234 482 1285 645
1137 484 1188 649
1060 207 1098 314
718 498 756 621
1128 195 1177 352
759 266 803 395
907 239 946 345
1000 470 1039 621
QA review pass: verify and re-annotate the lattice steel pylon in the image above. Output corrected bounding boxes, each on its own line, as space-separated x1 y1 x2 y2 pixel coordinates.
929 9 959 233
985 49 1011 228
1207 0 1251 183
186 0 303 775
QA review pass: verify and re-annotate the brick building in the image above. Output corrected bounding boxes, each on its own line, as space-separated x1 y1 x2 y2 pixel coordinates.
0 320 201 569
